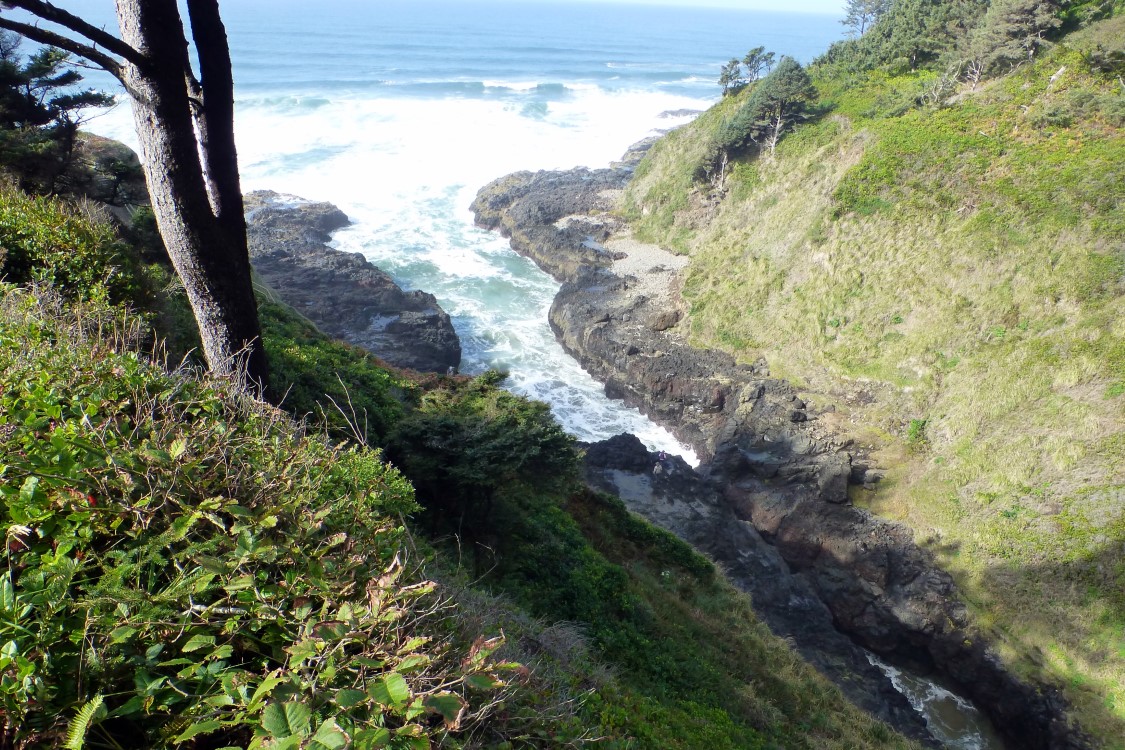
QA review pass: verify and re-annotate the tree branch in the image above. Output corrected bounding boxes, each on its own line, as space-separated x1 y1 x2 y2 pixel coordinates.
0 16 122 81
1 0 144 67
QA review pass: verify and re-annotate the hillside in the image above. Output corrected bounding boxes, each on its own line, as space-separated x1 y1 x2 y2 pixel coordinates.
622 5 1124 745
0 171 914 745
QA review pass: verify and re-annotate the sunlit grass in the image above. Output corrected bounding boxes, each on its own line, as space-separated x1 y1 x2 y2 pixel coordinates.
623 37 1125 744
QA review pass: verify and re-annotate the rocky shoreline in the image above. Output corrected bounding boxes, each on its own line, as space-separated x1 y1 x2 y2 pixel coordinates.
471 154 1089 749
244 191 460 373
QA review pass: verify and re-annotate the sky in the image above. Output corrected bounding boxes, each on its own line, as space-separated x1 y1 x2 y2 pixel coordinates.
547 0 843 12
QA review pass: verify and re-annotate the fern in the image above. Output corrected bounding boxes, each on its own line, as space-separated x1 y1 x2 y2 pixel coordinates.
64 695 105 750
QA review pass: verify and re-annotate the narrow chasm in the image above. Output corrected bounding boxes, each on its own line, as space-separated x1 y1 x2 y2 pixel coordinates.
471 153 1092 750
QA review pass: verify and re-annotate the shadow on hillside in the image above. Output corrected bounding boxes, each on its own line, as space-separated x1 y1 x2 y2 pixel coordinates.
979 540 1125 740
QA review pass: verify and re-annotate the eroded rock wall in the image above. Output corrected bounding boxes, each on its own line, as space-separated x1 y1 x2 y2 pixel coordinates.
472 157 1090 750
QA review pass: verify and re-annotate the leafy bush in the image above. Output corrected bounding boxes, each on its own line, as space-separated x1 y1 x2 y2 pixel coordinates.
0 187 142 305
0 287 517 749
386 371 579 540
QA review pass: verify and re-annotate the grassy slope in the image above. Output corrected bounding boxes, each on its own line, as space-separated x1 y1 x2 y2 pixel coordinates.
0 184 913 746
258 296 916 750
623 19 1125 745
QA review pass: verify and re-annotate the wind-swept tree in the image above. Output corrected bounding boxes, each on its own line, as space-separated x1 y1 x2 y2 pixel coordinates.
719 56 817 157
969 0 1062 73
0 0 269 395
719 47 777 97
719 57 745 95
842 0 892 36
742 46 776 82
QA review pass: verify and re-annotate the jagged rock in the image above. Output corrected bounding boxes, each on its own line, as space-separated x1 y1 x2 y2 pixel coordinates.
471 152 1092 750
583 434 936 745
245 191 460 372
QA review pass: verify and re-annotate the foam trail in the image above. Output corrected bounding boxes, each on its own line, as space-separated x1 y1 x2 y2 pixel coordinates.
866 654 1005 750
88 86 702 464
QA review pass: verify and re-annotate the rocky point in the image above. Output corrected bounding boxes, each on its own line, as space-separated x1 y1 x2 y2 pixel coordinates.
245 191 460 373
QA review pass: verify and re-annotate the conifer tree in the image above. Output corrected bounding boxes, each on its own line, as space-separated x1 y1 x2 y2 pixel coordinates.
970 0 1062 73
718 57 745 96
719 56 817 157
842 0 891 36
742 46 776 81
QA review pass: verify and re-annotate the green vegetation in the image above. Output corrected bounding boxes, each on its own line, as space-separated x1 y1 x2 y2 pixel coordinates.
0 150 914 746
623 3 1124 745
718 57 818 159
0 288 522 749
0 31 114 195
0 185 142 305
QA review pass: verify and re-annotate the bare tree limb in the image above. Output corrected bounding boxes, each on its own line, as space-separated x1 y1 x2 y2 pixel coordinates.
1 0 144 67
0 16 122 81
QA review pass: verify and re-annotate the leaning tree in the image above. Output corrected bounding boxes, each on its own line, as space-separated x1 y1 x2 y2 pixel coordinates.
0 0 269 394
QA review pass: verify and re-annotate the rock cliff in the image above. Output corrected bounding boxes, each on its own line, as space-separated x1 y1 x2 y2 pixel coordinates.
245 191 460 373
472 153 1089 750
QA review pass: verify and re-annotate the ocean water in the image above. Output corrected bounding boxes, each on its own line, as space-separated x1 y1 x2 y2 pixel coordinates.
73 0 842 463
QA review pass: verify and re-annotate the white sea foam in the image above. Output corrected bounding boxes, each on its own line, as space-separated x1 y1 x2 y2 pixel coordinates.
89 82 702 464
866 654 1004 750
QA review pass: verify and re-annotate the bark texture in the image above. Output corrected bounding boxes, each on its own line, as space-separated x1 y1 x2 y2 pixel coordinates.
0 0 269 394
115 0 267 393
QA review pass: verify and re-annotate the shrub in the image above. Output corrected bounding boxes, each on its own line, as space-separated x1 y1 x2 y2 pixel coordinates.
0 187 141 304
259 300 410 443
386 370 579 540
0 287 517 749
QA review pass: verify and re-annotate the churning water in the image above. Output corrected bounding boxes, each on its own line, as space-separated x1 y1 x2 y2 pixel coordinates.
75 0 844 462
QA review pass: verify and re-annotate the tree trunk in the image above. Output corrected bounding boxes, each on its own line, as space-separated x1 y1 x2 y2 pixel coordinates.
114 0 268 394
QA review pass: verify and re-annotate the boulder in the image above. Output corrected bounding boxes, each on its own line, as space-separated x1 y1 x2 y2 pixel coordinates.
245 191 460 373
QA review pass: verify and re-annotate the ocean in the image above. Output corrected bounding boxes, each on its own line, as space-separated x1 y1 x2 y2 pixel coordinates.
73 0 844 460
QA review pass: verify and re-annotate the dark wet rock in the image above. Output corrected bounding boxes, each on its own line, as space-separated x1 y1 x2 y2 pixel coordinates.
584 433 936 745
245 191 460 372
471 155 1093 749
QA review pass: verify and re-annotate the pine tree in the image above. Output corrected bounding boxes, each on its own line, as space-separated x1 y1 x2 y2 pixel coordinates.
842 0 891 36
719 57 817 157
742 46 776 81
970 0 1062 73
718 58 745 96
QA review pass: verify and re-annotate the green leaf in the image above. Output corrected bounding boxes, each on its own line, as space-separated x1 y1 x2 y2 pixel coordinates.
261 701 312 739
19 476 40 504
169 437 187 460
368 672 410 708
181 634 215 653
422 692 465 728
335 688 366 709
308 718 349 750
173 719 222 743
396 654 430 673
352 728 391 750
247 671 288 712
108 626 137 644
464 673 501 691
64 695 105 750
393 726 430 750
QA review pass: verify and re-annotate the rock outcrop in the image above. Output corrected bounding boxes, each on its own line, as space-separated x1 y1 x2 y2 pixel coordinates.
584 433 934 744
472 152 1089 749
245 191 460 373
